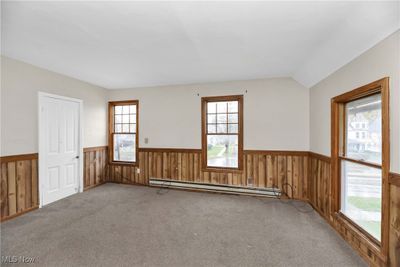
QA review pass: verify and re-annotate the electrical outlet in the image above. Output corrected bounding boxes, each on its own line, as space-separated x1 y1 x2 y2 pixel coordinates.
137 168 140 174
144 137 149 144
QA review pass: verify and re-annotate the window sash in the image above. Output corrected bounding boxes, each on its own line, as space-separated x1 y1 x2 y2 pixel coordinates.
331 78 389 253
109 101 139 165
202 96 243 171
339 158 382 243
112 133 136 162
342 93 382 167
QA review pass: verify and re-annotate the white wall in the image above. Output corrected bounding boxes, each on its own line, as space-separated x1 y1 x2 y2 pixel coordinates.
310 30 400 172
0 56 108 156
108 78 310 151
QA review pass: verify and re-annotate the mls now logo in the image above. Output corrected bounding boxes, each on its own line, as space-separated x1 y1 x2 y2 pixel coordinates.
1 255 36 264
1 256 19 263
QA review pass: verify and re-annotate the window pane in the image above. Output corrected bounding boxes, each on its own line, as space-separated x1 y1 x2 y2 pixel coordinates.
130 123 136 133
345 94 381 164
115 115 122 124
122 114 129 124
207 102 216 113
341 160 381 241
217 102 227 113
207 135 238 168
115 124 122 133
122 124 129 133
130 114 136 123
122 105 130 114
113 134 136 162
129 105 136 114
217 114 227 123
207 114 216 124
217 124 227 133
115 106 122 114
228 101 238 113
207 124 216 133
228 114 238 123
228 124 238 133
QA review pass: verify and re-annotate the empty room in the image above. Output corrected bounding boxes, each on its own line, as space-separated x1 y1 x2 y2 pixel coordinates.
1 1 399 266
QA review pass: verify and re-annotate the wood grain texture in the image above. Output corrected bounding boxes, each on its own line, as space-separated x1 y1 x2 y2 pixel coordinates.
107 149 309 200
389 183 400 267
1 147 108 221
83 146 108 190
2 148 399 267
390 172 400 187
309 152 400 267
0 156 38 222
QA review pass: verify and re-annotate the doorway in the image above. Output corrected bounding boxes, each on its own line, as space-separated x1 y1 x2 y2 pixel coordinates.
38 92 83 207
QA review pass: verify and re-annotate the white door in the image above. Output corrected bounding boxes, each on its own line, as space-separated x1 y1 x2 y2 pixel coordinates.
40 95 81 206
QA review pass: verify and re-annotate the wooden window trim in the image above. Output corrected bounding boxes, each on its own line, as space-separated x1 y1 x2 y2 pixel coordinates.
108 100 139 166
201 95 244 172
331 77 390 261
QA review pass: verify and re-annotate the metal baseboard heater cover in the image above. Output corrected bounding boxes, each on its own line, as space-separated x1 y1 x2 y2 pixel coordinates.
149 178 281 197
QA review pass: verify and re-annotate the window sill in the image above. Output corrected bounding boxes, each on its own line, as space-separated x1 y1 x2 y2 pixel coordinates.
334 212 387 263
202 167 243 174
109 161 138 167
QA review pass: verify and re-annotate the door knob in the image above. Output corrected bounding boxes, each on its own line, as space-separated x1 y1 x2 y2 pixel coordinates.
75 156 79 159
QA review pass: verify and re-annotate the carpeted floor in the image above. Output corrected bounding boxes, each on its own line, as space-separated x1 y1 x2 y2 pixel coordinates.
1 183 366 267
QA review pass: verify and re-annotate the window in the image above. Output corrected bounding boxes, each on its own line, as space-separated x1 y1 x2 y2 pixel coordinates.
202 95 243 170
331 78 389 251
109 101 139 164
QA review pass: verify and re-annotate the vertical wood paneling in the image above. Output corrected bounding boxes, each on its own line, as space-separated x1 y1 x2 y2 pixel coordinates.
2 148 399 266
128 149 309 199
389 183 400 267
31 160 38 207
16 161 26 213
1 163 8 217
0 155 38 221
308 152 400 267
83 146 108 190
7 162 17 216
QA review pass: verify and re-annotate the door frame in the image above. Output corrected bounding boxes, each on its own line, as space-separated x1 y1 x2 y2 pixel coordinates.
38 92 84 208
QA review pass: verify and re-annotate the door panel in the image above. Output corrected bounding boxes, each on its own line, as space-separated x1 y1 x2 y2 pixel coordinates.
41 96 80 206
48 166 60 192
65 163 76 186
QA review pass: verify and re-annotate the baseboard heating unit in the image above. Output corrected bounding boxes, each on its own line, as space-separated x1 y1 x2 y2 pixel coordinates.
149 178 281 198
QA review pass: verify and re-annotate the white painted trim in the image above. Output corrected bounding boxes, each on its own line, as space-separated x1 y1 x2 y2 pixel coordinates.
38 92 84 208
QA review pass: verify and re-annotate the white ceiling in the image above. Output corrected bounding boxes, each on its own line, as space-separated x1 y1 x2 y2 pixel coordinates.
2 1 399 89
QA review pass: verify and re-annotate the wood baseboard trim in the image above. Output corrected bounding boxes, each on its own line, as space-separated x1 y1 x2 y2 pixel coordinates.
308 152 331 163
139 148 201 153
83 146 108 152
389 172 400 186
0 153 39 163
244 150 309 156
0 206 39 223
84 181 107 191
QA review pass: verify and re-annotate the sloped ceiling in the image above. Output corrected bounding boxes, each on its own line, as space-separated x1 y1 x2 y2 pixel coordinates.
2 1 399 89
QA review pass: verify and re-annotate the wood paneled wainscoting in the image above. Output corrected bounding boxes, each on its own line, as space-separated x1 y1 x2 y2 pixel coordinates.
83 146 108 190
0 146 108 222
107 148 309 200
308 152 400 267
2 148 399 266
389 172 400 267
0 154 39 222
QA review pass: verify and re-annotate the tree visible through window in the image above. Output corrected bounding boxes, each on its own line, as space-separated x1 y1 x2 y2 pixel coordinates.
109 101 139 164
202 95 243 170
